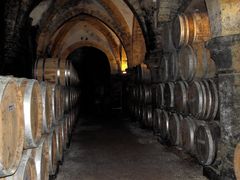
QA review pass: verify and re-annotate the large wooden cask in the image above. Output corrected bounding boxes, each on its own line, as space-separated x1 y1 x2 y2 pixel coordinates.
48 129 58 176
40 82 53 133
174 81 188 114
169 113 183 146
32 136 49 180
142 106 153 128
15 78 43 149
195 121 220 166
0 77 24 177
155 83 165 108
164 82 175 109
63 118 70 149
51 84 64 124
168 50 180 82
181 117 202 154
34 58 79 86
159 110 170 141
172 12 211 48
178 44 216 82
56 122 64 163
139 85 152 104
153 109 162 135
187 80 218 120
5 149 37 180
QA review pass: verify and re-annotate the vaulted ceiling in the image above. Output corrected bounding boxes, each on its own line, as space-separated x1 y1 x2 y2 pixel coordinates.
30 0 147 73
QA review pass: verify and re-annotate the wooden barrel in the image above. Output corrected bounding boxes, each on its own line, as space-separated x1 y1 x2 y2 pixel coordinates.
172 12 211 48
15 78 43 149
206 79 219 121
34 58 79 86
51 84 63 124
136 63 151 83
63 87 70 113
48 129 58 175
63 118 69 149
169 113 183 146
56 122 64 162
32 136 49 180
188 81 206 119
174 81 188 114
188 80 218 120
159 55 169 82
0 77 24 177
68 62 80 86
153 109 162 135
164 82 175 109
142 106 153 128
40 82 53 133
168 50 180 82
155 83 165 108
195 121 220 166
66 115 73 140
60 86 65 117
140 85 152 104
181 118 204 153
5 149 37 180
159 110 170 141
178 44 216 82
234 144 240 180
136 105 142 120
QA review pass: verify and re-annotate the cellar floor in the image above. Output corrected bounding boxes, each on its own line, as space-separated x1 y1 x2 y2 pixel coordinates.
56 112 207 180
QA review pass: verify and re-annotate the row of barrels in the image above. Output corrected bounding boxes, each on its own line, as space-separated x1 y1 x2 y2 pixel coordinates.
129 42 217 85
34 58 79 86
163 12 211 51
129 79 218 121
153 110 220 166
2 111 77 180
159 44 216 83
0 76 79 177
127 104 220 166
126 64 151 84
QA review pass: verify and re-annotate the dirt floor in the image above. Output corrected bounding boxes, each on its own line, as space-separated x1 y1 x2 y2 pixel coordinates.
56 113 207 180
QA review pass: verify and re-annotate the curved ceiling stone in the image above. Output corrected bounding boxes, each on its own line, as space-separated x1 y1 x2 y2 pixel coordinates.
49 15 121 61
32 0 146 70
61 41 120 74
36 0 131 57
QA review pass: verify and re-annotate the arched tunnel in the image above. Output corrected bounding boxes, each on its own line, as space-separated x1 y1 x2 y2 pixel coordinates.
1 0 240 179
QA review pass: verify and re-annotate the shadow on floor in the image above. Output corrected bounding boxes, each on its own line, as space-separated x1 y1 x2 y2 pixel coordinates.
57 110 207 180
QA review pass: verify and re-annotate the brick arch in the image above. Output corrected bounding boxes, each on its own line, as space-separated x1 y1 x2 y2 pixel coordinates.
50 15 120 62
37 2 131 61
60 41 120 74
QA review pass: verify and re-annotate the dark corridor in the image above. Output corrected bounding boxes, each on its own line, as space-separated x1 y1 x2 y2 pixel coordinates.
68 47 112 117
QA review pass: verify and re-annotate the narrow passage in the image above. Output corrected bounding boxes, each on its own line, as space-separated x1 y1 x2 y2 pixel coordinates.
57 113 206 180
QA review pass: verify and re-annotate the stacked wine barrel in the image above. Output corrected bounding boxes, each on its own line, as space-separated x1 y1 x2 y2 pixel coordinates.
0 76 79 180
33 58 79 86
154 11 221 167
126 63 154 128
127 12 221 168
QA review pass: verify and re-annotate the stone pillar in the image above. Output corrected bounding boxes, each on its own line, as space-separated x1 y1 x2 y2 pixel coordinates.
207 34 240 179
205 1 240 178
